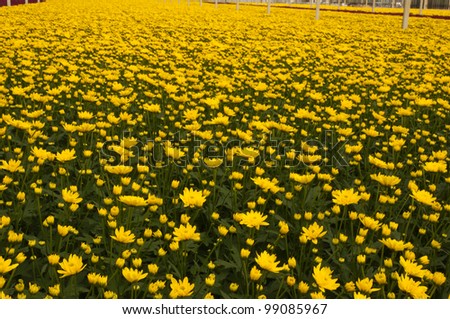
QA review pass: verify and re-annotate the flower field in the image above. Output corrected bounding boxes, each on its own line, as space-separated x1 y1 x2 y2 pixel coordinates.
0 0 450 299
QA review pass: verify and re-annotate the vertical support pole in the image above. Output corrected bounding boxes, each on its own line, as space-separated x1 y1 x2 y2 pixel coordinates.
372 0 375 12
419 0 424 15
215 0 218 8
237 0 239 10
7 0 11 6
315 0 320 20
268 0 271 14
402 0 411 29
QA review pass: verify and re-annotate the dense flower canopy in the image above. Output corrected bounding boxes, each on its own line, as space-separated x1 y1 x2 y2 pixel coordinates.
0 0 449 299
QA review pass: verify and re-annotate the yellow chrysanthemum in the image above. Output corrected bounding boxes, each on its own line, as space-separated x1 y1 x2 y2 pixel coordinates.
0 256 19 274
172 223 201 242
111 226 135 244
255 251 284 273
179 188 206 208
312 263 340 292
57 254 86 278
238 210 269 230
332 189 361 206
169 277 194 299
301 222 327 244
119 195 148 207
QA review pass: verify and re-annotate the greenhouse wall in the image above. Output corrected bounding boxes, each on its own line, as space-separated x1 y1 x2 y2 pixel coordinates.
0 0 43 7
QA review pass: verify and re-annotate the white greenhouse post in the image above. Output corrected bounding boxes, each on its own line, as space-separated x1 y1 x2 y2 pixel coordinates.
315 0 320 20
7 0 11 6
372 0 375 12
419 0 424 15
402 0 411 29
267 0 271 14
391 0 395 7
25 0 29 4
237 0 239 10
200 0 202 6
338 0 341 10
215 0 218 8
424 0 428 9
310 0 313 8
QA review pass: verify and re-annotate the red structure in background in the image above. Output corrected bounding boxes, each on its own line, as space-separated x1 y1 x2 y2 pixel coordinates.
0 0 42 7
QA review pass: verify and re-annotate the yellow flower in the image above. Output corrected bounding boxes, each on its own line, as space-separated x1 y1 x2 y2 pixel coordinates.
422 161 447 173
172 223 201 242
355 277 380 294
164 145 186 160
61 188 83 204
203 157 223 168
31 146 55 161
48 254 60 265
298 281 310 294
205 274 215 287
410 189 437 207
7 230 23 243
229 282 239 292
353 292 370 299
56 149 76 162
179 187 206 208
238 210 269 230
87 272 108 287
397 274 429 299
301 222 327 244
379 238 411 252
48 284 61 297
251 176 280 194
432 272 446 286
312 263 340 292
255 251 284 273
111 226 136 244
399 256 427 279
57 254 86 278
104 165 133 175
0 256 19 274
289 172 315 184
119 195 148 207
0 216 11 229
122 267 148 283
249 266 262 281
359 215 381 231
0 159 24 173
332 188 361 206
374 272 387 285
370 173 401 187
169 277 194 298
